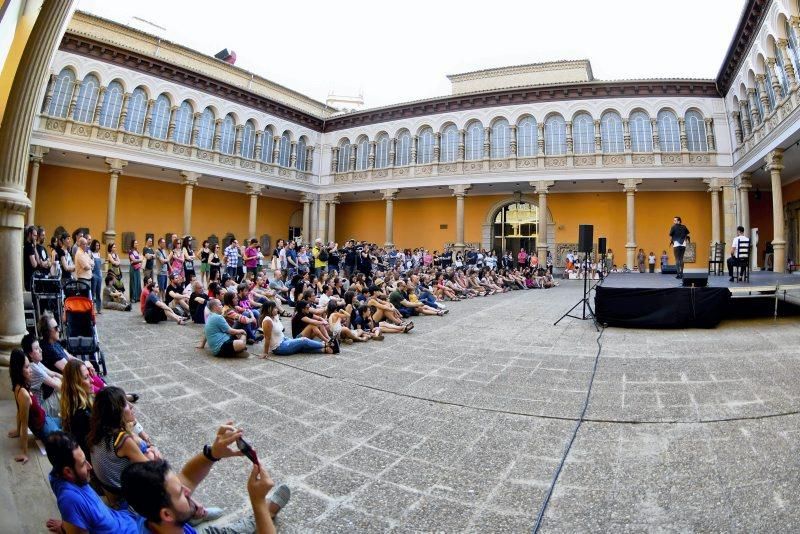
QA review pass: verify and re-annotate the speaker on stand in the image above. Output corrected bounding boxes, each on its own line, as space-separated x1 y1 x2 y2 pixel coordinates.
555 225 598 329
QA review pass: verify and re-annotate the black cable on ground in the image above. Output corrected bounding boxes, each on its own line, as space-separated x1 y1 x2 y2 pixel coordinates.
531 324 605 534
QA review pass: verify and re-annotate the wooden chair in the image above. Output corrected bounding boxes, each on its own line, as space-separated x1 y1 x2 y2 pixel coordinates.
708 242 725 275
734 240 751 282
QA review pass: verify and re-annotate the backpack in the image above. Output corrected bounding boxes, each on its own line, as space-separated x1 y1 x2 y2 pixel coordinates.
319 247 329 261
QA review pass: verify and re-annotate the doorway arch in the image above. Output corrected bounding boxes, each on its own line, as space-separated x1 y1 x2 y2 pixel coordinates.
481 193 555 254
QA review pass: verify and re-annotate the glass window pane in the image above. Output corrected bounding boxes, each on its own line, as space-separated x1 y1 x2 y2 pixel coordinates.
124 88 148 134
465 121 483 160
657 110 680 152
516 116 537 157
572 113 594 154
600 112 624 153
685 111 707 151
73 75 99 123
48 69 75 118
629 111 653 152
98 81 123 128
261 127 274 162
491 119 509 158
148 94 171 139
544 115 566 155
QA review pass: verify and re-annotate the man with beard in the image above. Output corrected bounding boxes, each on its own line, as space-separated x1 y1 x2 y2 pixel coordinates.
46 424 289 534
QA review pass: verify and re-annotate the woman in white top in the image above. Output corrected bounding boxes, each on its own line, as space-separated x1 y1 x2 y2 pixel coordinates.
260 301 333 357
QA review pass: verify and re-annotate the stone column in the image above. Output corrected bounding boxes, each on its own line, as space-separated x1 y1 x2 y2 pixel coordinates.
246 183 263 240
766 58 783 100
509 125 518 157
327 194 339 243
234 125 244 156
738 101 752 136
410 136 418 164
254 131 263 160
272 136 281 165
27 146 49 225
368 141 376 169
91 86 106 124
66 78 81 118
738 172 752 233
212 118 223 152
103 158 127 244
307 146 315 171
289 141 297 168
181 171 201 236
41 73 57 113
766 149 786 272
678 118 688 151
532 180 555 265
190 112 201 146
330 147 339 173
538 123 546 155
388 138 396 167
317 197 328 242
450 184 471 248
0 0 76 394
618 179 642 268
651 118 660 151
565 121 574 155
704 118 716 151
457 129 465 161
703 178 722 246
747 88 762 125
382 188 399 248
622 118 632 151
301 193 313 243
116 92 131 130
143 99 155 136
593 120 602 152
777 39 798 92
167 106 178 140
731 111 743 145
483 127 491 159
348 144 356 171
756 74 771 113
433 133 440 163
721 178 737 251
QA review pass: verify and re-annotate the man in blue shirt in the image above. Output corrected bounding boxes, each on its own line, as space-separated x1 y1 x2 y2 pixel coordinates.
201 299 248 358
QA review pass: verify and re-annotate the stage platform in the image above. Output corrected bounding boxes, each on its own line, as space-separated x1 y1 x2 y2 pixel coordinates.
594 271 800 329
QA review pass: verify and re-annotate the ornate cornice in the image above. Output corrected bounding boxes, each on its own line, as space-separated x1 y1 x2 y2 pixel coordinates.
59 33 325 131
322 81 720 132
716 0 770 95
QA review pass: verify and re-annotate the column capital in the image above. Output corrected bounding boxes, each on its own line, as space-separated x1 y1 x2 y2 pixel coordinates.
321 193 340 204
301 192 315 204
450 184 471 197
29 145 49 163
765 148 784 171
246 182 263 196
702 177 722 193
530 180 556 194
777 38 789 50
381 188 399 201
766 57 777 68
105 158 128 175
180 171 201 186
737 172 752 190
617 178 642 193
755 73 766 83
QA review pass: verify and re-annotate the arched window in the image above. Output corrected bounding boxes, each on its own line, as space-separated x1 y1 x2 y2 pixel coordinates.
172 101 193 144
516 116 537 157
396 130 411 166
196 107 215 150
600 111 624 153
356 137 369 170
261 127 275 162
296 137 307 170
657 110 680 152
278 131 291 167
47 68 75 118
572 113 594 154
219 114 236 154
337 140 351 172
629 111 653 152
685 111 708 152
441 125 458 162
786 20 800 82
72 74 99 123
148 94 171 139
491 119 510 159
98 81 123 128
417 128 433 164
775 51 790 98
375 133 389 168
464 121 484 160
544 115 566 155
124 87 148 134
241 121 256 159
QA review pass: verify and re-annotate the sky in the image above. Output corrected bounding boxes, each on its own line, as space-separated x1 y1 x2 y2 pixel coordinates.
76 0 747 109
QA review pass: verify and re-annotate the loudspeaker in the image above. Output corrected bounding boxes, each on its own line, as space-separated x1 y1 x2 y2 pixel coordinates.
682 273 708 287
578 225 594 253
661 264 677 274
597 237 607 255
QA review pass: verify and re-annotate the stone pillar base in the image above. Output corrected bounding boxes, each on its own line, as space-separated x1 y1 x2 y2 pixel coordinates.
625 245 636 269
103 230 117 244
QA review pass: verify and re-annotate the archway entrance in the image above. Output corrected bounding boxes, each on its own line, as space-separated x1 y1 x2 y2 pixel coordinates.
493 202 539 255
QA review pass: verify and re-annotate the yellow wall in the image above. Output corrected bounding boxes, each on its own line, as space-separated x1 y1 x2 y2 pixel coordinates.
335 190 712 264
0 0 43 123
34 164 300 247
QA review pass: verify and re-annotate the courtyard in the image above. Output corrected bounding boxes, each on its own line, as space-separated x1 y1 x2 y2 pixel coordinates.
31 282 800 532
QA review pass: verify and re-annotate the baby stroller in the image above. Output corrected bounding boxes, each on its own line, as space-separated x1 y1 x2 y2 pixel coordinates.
62 279 107 375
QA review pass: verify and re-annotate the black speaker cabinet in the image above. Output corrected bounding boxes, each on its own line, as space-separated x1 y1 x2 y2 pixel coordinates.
682 273 708 287
578 225 594 253
661 264 678 274
597 237 607 255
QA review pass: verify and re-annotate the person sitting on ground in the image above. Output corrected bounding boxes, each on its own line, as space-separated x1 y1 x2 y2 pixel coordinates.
189 279 210 324
327 302 369 343
59 359 94 458
367 285 406 326
139 275 152 315
291 300 333 343
102 273 132 311
22 332 61 418
7 348 61 464
201 298 249 358
261 301 336 357
389 280 445 318
143 280 187 325
221 291 261 344
46 423 290 534
165 272 190 317
38 312 81 373
268 269 292 305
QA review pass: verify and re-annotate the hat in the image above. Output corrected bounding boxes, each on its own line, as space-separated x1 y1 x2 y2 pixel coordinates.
374 278 384 286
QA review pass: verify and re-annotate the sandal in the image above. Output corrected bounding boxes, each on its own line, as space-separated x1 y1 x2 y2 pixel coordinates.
404 322 414 333
267 484 291 517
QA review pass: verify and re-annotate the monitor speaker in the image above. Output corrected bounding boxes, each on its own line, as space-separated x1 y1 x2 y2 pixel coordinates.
597 237 607 255
661 264 677 274
682 273 708 287
578 225 594 253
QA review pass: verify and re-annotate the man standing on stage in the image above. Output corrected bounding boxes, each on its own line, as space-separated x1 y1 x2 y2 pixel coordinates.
668 216 690 279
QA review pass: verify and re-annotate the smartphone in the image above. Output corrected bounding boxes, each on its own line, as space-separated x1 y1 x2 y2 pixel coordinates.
236 437 258 465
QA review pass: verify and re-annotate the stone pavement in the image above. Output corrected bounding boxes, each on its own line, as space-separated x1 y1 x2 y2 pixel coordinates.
25 282 800 532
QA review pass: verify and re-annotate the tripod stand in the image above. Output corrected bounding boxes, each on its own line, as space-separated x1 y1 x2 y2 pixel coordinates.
554 251 599 331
